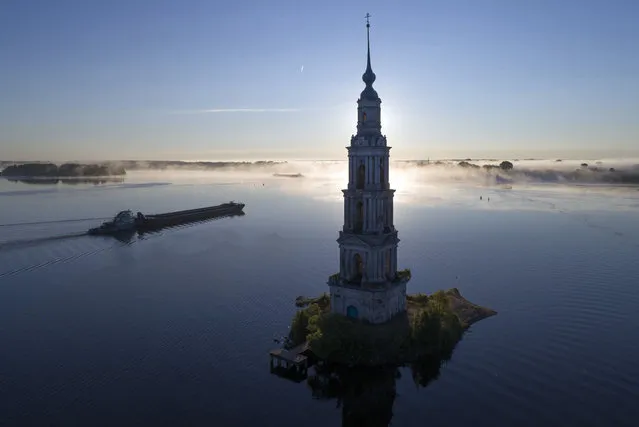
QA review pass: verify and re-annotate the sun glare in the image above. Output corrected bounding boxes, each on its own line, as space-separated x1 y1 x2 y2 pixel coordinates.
389 168 413 193
382 106 394 134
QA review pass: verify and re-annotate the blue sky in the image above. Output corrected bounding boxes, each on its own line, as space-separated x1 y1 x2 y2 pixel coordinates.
1 0 638 161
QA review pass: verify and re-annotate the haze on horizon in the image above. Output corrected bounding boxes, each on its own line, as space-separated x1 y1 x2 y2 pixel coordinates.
1 0 638 162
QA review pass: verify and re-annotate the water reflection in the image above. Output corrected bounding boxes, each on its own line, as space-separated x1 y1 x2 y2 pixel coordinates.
110 229 137 244
267 345 455 426
308 364 397 427
306 352 452 427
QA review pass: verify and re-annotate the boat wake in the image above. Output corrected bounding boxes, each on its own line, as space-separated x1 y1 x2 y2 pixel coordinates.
0 208 246 280
0 232 88 252
0 217 110 228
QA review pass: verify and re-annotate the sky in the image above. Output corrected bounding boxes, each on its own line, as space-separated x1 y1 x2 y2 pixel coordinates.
1 0 638 161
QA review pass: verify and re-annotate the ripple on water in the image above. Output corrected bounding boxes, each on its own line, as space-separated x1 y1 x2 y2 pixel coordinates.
0 233 122 279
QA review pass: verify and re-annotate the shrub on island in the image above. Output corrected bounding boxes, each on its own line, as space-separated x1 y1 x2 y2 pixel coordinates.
288 288 495 366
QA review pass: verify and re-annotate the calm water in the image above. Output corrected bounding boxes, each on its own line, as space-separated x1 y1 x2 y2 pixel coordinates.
1 166 638 427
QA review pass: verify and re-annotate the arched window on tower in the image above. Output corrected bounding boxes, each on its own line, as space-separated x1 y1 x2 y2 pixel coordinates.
379 158 385 188
362 111 367 122
357 164 365 190
355 201 364 232
352 253 364 283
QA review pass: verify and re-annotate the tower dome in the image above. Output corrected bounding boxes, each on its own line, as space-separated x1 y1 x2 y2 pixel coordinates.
360 15 379 101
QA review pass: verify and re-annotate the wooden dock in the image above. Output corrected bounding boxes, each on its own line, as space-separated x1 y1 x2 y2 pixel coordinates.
269 342 310 380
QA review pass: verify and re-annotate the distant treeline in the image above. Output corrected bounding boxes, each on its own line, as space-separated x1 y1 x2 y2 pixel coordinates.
0 163 126 177
406 160 639 184
0 160 286 176
111 160 286 170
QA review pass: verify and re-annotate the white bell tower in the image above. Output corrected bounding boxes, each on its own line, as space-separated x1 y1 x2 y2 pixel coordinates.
328 14 409 324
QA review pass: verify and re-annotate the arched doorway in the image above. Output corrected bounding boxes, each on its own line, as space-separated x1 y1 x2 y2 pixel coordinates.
355 201 364 232
357 164 365 190
347 305 359 319
352 253 363 282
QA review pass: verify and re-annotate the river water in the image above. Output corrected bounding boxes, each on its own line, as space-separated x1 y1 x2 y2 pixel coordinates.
1 165 638 426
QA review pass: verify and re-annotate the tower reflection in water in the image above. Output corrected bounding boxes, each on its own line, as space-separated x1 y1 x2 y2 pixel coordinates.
306 352 450 427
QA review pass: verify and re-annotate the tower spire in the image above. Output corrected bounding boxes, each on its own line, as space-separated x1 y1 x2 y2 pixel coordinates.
366 13 372 69
362 13 376 87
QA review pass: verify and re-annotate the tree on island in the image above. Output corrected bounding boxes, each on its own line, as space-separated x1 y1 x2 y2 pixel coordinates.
0 162 126 177
457 161 480 169
499 161 514 170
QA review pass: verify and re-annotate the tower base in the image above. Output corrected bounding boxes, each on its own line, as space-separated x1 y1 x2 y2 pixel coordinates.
329 282 407 324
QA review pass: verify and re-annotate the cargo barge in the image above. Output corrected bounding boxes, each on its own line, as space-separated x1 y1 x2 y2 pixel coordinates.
88 202 245 235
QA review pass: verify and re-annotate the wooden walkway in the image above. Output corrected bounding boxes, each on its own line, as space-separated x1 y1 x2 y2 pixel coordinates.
269 342 310 376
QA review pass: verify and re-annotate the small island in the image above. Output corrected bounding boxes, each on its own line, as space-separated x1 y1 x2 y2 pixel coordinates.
7 177 125 185
108 160 285 171
0 162 126 178
284 273 496 367
272 173 304 178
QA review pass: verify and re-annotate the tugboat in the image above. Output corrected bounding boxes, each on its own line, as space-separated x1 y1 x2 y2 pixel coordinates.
88 202 245 236
88 210 137 235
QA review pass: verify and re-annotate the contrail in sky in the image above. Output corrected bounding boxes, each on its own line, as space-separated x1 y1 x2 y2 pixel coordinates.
171 108 300 114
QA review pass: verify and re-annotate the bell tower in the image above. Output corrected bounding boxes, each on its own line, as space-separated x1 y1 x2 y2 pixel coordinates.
328 14 409 324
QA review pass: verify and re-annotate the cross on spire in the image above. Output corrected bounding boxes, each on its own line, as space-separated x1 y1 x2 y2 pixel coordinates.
365 13 371 55
362 12 376 89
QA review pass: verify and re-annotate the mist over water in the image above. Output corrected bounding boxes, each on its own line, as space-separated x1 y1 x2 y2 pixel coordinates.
0 162 638 426
149 157 639 190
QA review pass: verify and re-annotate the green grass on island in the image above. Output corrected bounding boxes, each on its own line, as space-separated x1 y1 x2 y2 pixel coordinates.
289 282 497 366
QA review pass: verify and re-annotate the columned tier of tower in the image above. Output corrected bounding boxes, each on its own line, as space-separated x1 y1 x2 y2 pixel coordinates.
347 145 391 190
336 230 400 283
342 189 395 234
350 134 387 147
356 97 382 137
